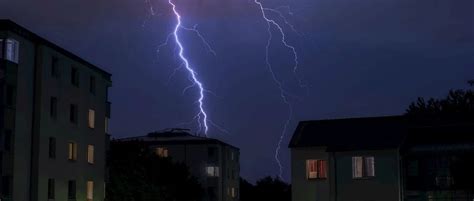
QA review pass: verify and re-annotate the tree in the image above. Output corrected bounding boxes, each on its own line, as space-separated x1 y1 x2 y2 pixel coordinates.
240 176 291 201
406 81 474 121
106 140 204 201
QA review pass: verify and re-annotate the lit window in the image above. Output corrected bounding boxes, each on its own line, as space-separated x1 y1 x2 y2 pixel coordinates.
352 156 375 178
306 159 327 179
87 181 94 201
231 187 238 198
206 166 220 177
88 109 95 128
68 142 77 161
155 147 168 158
3 39 19 63
87 145 95 164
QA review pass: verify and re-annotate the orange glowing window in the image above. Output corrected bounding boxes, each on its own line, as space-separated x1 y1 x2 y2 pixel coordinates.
306 159 327 179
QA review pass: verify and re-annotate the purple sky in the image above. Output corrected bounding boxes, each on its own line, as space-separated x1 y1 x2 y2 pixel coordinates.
1 0 473 182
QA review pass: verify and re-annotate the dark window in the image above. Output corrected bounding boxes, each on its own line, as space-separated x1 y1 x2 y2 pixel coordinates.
208 147 217 161
4 130 12 151
0 39 4 59
89 76 96 94
48 178 55 199
2 176 11 197
51 57 59 78
70 104 78 124
6 85 15 106
71 67 79 87
49 137 56 159
50 97 57 119
207 187 216 201
68 180 76 199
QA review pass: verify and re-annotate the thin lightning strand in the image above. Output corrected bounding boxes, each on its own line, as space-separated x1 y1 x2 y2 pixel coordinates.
253 0 299 180
167 0 209 136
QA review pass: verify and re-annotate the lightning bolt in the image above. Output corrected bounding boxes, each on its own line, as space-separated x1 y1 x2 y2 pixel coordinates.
166 0 209 136
252 0 300 179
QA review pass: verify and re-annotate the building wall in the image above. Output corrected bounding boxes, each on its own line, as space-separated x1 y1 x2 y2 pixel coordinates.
334 149 401 201
1 27 110 201
291 147 331 201
149 142 240 201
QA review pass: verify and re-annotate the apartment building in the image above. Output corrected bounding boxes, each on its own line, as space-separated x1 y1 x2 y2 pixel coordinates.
117 129 240 201
0 20 111 201
289 116 474 201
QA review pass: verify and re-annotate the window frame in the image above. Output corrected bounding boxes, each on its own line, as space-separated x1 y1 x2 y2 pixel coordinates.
206 166 220 177
48 178 55 199
87 145 95 164
49 137 56 159
71 66 79 87
68 142 77 161
87 181 94 201
68 180 76 199
306 159 328 180
88 109 95 129
4 38 19 63
352 156 376 179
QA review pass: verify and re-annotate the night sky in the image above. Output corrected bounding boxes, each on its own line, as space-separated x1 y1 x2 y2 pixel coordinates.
1 0 473 182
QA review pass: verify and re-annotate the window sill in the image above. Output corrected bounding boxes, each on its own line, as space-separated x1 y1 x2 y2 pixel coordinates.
307 178 327 181
352 177 376 180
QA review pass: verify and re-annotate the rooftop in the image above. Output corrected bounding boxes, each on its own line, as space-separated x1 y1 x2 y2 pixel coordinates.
0 19 111 81
289 115 474 151
117 128 239 150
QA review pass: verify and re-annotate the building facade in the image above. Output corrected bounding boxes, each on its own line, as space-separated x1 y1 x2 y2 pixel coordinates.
0 20 112 201
118 129 240 201
289 116 474 201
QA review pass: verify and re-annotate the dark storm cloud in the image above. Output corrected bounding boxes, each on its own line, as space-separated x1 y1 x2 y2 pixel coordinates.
1 0 473 182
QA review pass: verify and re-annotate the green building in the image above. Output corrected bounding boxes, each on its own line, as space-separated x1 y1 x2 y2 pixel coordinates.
0 20 111 201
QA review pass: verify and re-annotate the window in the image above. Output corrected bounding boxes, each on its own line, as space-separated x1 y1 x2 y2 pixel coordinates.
88 145 95 164
51 57 59 78
105 117 109 133
49 137 56 159
68 142 77 161
0 39 3 59
4 130 12 151
231 187 238 198
70 104 78 124
48 178 55 199
68 180 76 199
71 67 79 86
155 147 168 158
208 147 217 162
89 76 96 94
352 156 375 178
206 166 219 177
87 181 94 201
50 97 57 119
88 109 95 128
306 159 327 179
6 85 15 106
4 39 19 63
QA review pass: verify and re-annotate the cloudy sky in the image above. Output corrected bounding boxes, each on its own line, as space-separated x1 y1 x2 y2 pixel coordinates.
1 0 473 182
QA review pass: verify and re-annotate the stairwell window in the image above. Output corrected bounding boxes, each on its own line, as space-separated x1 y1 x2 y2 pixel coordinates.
48 178 55 199
306 159 327 179
87 181 94 201
352 156 375 178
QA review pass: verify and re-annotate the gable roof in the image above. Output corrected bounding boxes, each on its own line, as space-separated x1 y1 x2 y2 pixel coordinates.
289 116 409 151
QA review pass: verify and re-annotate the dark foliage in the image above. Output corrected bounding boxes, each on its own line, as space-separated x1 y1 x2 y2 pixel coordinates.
106 140 204 201
406 83 474 121
240 177 291 201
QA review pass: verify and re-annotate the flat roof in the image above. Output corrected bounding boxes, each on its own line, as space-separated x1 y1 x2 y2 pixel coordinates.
0 19 111 81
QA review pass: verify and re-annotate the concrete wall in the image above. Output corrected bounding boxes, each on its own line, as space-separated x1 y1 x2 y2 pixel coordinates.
291 147 331 201
150 143 240 201
334 149 401 201
291 148 401 201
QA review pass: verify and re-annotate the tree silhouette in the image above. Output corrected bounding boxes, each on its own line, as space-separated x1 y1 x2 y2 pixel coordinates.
106 140 204 201
406 81 474 121
240 176 291 201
